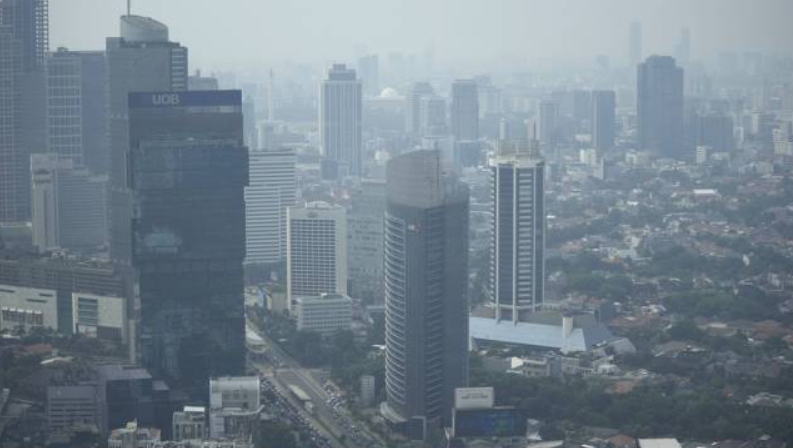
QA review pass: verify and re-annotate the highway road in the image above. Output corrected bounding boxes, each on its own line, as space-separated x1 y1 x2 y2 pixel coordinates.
246 314 385 448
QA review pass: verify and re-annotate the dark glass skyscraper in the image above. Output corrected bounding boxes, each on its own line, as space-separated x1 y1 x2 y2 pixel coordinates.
637 56 685 159
451 79 479 142
0 0 48 223
381 150 469 441
592 90 616 152
117 90 248 394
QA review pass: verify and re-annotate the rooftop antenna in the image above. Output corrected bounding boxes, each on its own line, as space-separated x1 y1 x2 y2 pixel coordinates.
127 0 131 16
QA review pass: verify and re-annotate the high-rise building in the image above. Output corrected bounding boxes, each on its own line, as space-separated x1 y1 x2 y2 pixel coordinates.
358 54 380 97
489 139 545 323
451 79 479 141
637 56 685 159
538 100 558 153
119 90 248 391
319 63 362 178
243 95 258 150
107 15 187 261
675 27 691 66
629 21 642 68
188 69 218 91
31 154 107 252
245 149 297 265
0 0 48 223
287 202 347 313
45 49 107 174
347 179 385 304
592 90 616 152
419 96 447 137
406 82 435 137
381 149 469 441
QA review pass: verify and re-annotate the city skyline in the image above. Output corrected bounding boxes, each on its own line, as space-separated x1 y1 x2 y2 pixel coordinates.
50 0 793 70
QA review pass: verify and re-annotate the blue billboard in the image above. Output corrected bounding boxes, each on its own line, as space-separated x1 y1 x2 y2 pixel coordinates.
453 407 526 438
128 90 242 109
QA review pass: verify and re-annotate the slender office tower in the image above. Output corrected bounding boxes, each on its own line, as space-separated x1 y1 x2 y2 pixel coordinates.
0 0 48 223
538 100 558 153
629 21 642 68
357 54 380 97
675 27 691 66
406 82 435 137
245 149 297 265
381 150 469 441
319 63 362 179
107 14 188 260
451 79 479 141
592 90 616 152
637 56 685 159
119 90 248 393
45 49 107 174
489 138 545 324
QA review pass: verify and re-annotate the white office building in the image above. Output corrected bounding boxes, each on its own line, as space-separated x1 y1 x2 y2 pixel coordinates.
287 202 347 313
319 64 362 178
71 292 127 342
244 149 297 264
294 293 353 336
489 139 546 323
0 285 59 333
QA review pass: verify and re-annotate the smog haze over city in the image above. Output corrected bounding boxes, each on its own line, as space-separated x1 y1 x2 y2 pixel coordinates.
2 1 793 448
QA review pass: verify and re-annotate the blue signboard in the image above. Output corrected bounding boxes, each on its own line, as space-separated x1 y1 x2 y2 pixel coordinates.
453 408 526 438
128 90 242 109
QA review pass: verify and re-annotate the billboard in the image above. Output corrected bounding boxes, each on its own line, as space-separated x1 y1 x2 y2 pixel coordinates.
128 90 242 109
454 387 495 410
453 407 526 438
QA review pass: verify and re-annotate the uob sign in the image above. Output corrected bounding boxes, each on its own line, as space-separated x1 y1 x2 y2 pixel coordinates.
152 93 181 106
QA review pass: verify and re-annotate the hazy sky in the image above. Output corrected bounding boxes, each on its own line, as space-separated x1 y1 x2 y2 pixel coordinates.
52 0 793 70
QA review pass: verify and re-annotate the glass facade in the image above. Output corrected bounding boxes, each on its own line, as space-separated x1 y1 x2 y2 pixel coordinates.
121 90 248 394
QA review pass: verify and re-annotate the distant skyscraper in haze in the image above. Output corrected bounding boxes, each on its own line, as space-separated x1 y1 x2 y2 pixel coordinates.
107 15 188 260
31 154 107 252
592 90 616 152
188 69 219 91
0 0 48 223
245 149 297 265
319 64 362 178
357 54 380 97
46 49 107 174
637 56 685 159
451 79 479 141
119 90 248 391
243 95 258 150
629 21 642 68
406 82 435 137
675 27 691 66
489 139 545 323
381 150 469 441
287 202 347 314
419 96 447 137
538 100 558 153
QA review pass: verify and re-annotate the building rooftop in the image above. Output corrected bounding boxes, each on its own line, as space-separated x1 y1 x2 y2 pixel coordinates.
469 316 618 353
638 439 682 448
96 364 152 382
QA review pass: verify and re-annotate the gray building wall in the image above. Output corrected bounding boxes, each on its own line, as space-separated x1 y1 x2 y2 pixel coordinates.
382 150 469 440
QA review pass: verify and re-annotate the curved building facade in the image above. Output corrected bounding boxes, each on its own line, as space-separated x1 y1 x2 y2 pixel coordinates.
382 150 469 440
